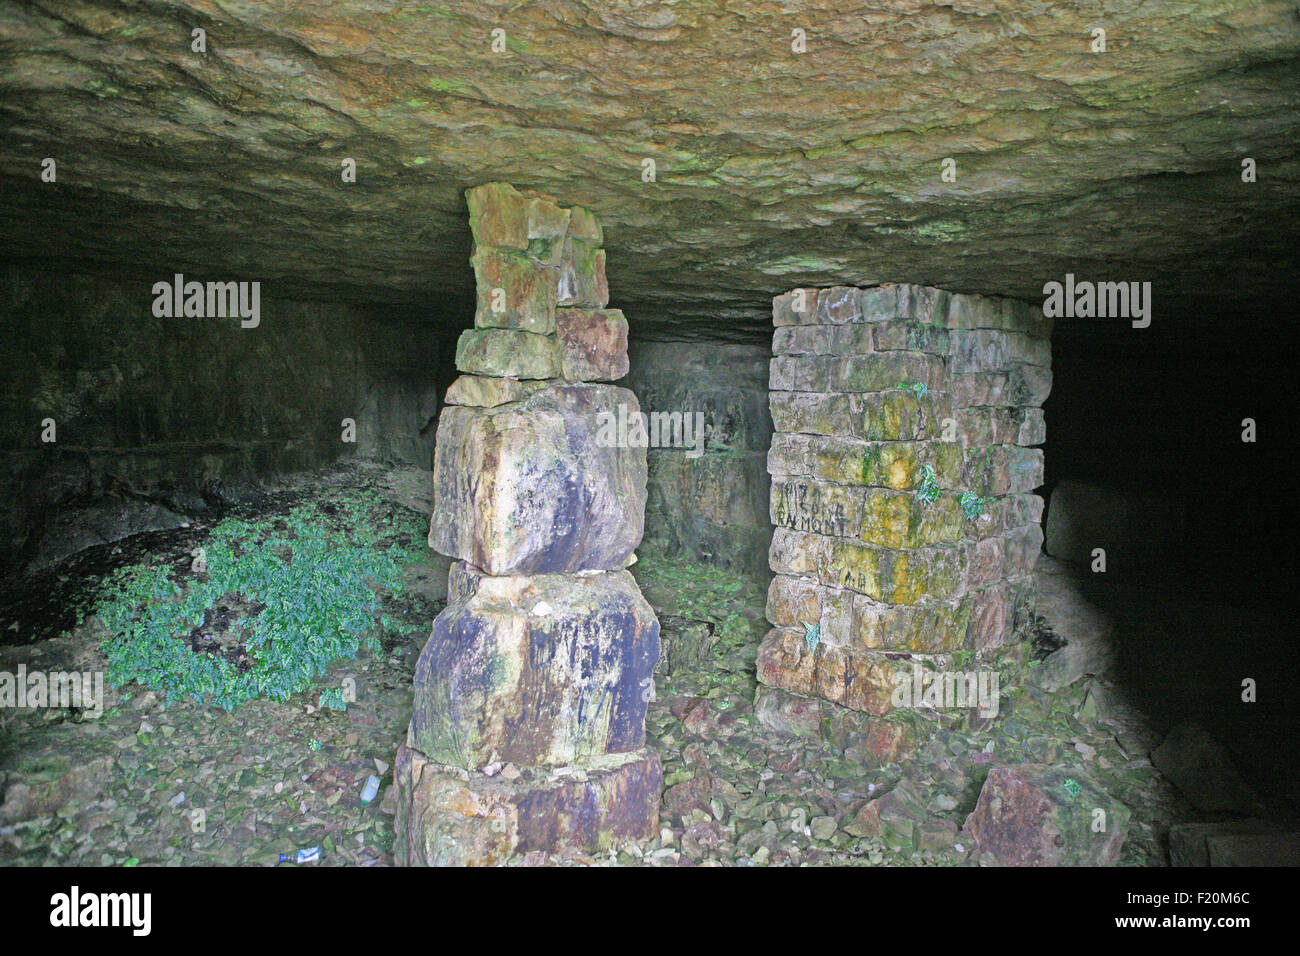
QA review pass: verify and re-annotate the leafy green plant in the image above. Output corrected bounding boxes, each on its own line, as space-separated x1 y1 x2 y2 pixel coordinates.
915 464 941 503
898 381 928 398
93 491 426 712
318 687 347 712
959 490 992 519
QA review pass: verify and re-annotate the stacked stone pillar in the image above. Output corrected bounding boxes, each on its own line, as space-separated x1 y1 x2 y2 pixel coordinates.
756 284 1051 751
393 183 661 866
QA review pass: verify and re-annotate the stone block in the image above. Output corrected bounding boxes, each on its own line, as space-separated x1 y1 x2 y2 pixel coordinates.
1005 493 1046 530
894 285 951 325
999 299 1054 338
410 569 659 768
454 328 561 379
393 743 661 866
954 407 995 447
951 371 1009 407
1047 478 1133 568
863 440 963 490
944 293 1004 330
772 289 820 326
962 445 1044 497
1001 523 1044 574
524 193 571 239
556 308 628 382
963 764 1130 866
770 388 949 443
833 352 946 392
1044 479 1184 572
858 285 902 322
820 536 967 604
770 477 861 538
765 574 856 649
429 384 646 574
959 406 1047 447
1015 407 1046 446
852 594 973 653
769 355 832 392
815 285 862 324
952 366 1051 407
444 375 546 408
966 535 1005 588
558 238 608 308
850 391 949 442
828 324 876 353
768 528 827 577
950 329 1011 373
966 582 1012 650
969 494 1044 541
471 247 558 333
872 320 950 354
950 330 1049 373
1014 364 1053 405
765 572 825 628
466 182 529 250
772 325 834 356
859 489 966 549
768 391 852 436
756 627 908 716
566 204 603 244
769 435 961 490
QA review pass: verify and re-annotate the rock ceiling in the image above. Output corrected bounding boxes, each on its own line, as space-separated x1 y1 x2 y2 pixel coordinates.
3 1 1298 336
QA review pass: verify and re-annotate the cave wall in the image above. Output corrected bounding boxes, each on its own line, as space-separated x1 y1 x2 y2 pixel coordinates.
624 338 772 575
0 266 443 574
755 284 1052 729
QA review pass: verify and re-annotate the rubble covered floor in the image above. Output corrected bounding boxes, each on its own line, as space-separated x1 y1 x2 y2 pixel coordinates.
0 462 1220 866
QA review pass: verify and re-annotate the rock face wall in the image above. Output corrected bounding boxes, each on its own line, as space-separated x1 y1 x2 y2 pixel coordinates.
756 285 1052 742
0 266 441 575
394 183 661 865
624 339 773 574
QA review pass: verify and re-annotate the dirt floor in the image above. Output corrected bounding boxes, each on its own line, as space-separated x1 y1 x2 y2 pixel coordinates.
0 461 1266 866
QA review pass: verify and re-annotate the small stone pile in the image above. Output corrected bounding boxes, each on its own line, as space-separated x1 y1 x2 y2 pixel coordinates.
756 285 1052 755
393 183 661 866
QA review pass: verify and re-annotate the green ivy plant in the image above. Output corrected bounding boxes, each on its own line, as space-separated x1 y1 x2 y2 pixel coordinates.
92 492 425 712
959 490 993 519
915 464 941 503
318 687 348 712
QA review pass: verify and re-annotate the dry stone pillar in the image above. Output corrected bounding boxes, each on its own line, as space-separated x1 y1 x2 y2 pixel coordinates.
393 183 661 865
756 285 1052 760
